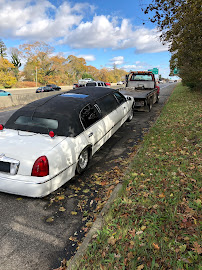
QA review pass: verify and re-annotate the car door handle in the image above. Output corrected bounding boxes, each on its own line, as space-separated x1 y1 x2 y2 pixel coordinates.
88 132 93 137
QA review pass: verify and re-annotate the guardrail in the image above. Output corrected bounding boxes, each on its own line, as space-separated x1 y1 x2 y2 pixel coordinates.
0 83 119 110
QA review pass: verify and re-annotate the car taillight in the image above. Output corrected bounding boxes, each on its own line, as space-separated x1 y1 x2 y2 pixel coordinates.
0 124 4 130
31 156 49 177
49 131 55 138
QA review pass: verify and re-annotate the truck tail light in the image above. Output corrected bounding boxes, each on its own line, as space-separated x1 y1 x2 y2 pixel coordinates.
31 156 49 177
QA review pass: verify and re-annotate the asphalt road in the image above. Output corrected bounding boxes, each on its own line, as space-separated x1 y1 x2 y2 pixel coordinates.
0 83 175 270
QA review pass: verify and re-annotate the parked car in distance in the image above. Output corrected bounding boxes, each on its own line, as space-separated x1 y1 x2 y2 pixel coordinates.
117 81 124 85
73 83 79 89
86 81 106 87
36 86 52 93
0 87 134 197
0 90 11 96
46 84 61 91
78 78 93 86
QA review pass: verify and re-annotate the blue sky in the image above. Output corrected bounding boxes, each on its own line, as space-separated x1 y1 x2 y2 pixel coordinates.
0 0 177 79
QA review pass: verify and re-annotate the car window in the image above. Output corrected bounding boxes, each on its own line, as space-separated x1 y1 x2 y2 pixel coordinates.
86 82 96 86
15 116 58 130
98 82 102 86
80 104 101 129
113 92 126 105
96 94 118 117
130 74 153 81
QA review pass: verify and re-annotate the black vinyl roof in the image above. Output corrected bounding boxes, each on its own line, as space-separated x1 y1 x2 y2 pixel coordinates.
5 87 120 137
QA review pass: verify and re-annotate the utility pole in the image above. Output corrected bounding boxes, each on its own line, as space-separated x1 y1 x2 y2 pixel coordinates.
36 66 37 87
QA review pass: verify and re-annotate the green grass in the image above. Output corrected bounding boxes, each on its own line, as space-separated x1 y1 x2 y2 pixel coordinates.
76 84 202 270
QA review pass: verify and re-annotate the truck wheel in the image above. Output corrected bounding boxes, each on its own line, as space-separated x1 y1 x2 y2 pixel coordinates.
148 98 153 112
126 108 133 122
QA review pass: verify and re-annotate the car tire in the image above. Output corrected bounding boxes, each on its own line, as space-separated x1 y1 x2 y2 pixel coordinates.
126 108 133 122
76 148 89 174
156 95 159 103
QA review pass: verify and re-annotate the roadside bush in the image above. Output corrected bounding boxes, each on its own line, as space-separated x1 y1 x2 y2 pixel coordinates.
0 72 17 88
14 81 39 88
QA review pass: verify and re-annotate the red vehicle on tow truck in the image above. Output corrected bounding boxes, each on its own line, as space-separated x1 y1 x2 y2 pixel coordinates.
120 71 160 111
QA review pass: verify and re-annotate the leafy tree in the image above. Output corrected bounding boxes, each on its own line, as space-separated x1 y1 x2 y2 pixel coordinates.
10 48 22 79
67 55 87 81
0 39 7 58
82 73 94 80
144 0 202 89
0 57 16 88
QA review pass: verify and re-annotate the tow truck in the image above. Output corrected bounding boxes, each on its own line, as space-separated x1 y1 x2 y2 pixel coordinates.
120 71 160 111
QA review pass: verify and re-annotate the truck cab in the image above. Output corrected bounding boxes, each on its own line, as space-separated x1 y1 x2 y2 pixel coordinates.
121 71 160 111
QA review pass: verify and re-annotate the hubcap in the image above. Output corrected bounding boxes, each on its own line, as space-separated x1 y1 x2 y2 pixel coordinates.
78 150 88 169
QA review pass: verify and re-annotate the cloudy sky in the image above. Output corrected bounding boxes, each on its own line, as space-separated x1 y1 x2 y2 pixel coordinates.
0 0 174 78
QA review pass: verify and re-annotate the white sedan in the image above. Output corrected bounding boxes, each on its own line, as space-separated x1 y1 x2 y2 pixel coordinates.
0 87 134 197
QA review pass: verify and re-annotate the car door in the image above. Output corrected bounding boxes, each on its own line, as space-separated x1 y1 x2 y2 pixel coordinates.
95 94 120 142
113 92 130 124
80 103 105 155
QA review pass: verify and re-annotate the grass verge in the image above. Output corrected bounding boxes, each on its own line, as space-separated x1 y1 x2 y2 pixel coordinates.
76 84 202 269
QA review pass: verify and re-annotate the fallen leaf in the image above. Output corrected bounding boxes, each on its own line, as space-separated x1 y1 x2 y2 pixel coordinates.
46 216 54 223
108 236 116 245
152 243 160 250
137 264 144 270
59 207 66 212
71 211 78 215
159 193 165 198
141 225 146 231
83 189 90 193
57 195 65 200
136 231 143 235
192 242 202 254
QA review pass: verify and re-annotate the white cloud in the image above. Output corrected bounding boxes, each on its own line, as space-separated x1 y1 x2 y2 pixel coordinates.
62 16 168 53
0 0 168 54
122 61 153 71
78 54 96 61
110 56 124 65
0 0 93 41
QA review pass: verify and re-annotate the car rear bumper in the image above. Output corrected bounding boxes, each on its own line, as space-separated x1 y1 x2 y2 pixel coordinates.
0 163 75 197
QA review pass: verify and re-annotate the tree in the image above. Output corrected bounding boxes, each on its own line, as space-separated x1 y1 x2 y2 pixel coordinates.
10 48 22 79
0 39 7 58
0 58 16 88
144 0 202 89
20 41 54 83
66 55 87 81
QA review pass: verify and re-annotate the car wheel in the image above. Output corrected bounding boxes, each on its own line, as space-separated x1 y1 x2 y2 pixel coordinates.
126 108 133 122
76 148 89 174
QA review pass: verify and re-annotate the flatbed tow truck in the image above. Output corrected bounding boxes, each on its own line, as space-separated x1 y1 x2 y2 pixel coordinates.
120 71 160 111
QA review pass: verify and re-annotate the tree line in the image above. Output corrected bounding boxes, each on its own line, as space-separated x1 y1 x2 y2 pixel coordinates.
144 0 201 90
0 40 127 88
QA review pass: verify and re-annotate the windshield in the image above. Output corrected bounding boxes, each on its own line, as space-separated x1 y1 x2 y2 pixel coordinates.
15 116 58 130
130 74 153 81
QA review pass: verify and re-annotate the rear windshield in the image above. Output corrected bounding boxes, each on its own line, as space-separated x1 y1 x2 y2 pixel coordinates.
15 116 58 130
130 74 153 81
86 82 96 86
